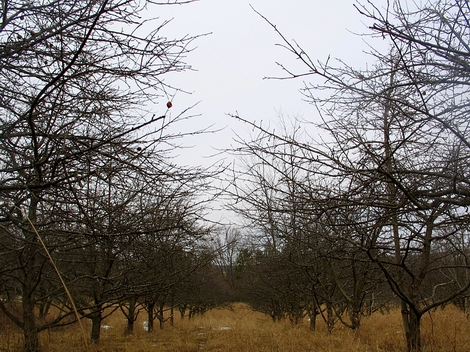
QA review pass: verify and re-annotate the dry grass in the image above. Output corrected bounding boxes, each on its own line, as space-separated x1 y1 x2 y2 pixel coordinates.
1 303 470 351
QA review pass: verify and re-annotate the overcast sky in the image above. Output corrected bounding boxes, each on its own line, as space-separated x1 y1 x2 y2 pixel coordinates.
151 0 386 169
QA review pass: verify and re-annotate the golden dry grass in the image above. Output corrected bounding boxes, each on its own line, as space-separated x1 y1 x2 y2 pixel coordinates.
1 303 470 351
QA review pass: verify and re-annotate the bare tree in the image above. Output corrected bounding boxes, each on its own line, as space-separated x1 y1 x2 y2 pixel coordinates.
210 227 243 289
228 1 470 351
228 120 386 331
0 1 209 351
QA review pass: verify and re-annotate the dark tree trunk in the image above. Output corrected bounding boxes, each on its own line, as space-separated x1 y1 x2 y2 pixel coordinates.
349 309 361 330
125 318 134 335
146 301 155 332
308 305 319 331
307 298 319 331
350 265 365 330
288 306 303 325
404 309 422 352
326 303 335 335
178 304 187 319
22 201 41 352
169 295 174 326
309 313 317 331
90 311 102 344
122 298 138 335
23 293 40 352
157 301 165 330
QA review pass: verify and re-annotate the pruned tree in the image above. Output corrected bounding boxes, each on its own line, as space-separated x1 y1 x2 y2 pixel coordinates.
229 1 470 351
227 118 386 331
0 0 210 351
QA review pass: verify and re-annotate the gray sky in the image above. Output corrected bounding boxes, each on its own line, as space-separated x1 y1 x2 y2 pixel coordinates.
152 0 384 168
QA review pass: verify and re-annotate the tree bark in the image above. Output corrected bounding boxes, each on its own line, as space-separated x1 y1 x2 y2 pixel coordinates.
125 318 134 335
157 301 165 330
22 196 41 352
178 304 187 319
146 301 155 332
349 309 361 331
23 293 40 352
121 297 139 335
90 311 102 344
124 299 137 335
326 302 335 335
308 304 318 331
405 310 422 352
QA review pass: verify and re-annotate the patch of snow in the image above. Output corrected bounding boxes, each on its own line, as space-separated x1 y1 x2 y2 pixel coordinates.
215 326 231 330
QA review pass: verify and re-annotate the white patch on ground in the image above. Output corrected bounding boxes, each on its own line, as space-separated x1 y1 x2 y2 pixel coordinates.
214 326 231 330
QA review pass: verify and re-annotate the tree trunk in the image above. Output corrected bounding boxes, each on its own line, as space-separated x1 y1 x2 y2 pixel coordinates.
157 301 165 330
125 318 134 335
326 302 335 335
22 197 41 352
178 304 187 319
307 296 319 331
308 306 318 331
349 309 361 331
123 298 138 335
90 312 102 344
404 309 422 352
463 297 468 317
146 301 155 332
23 293 40 352
350 261 366 330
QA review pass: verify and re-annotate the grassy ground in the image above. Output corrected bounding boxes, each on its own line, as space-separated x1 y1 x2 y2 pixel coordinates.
1 303 470 351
